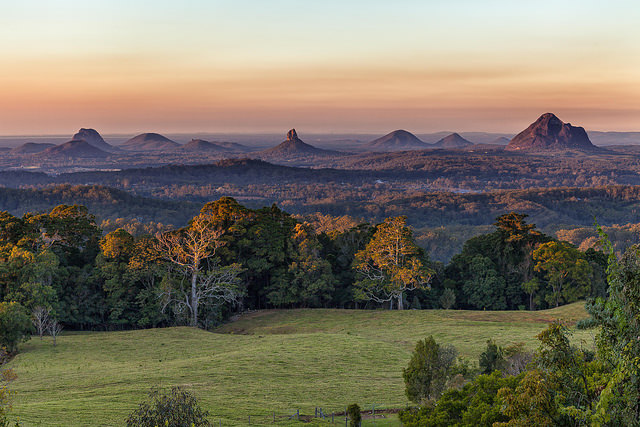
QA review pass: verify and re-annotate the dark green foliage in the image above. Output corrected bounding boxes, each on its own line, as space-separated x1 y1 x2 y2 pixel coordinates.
478 339 504 374
346 404 361 427
586 233 640 425
126 387 211 427
439 287 456 309
399 371 520 427
0 302 31 353
403 336 458 403
410 295 421 309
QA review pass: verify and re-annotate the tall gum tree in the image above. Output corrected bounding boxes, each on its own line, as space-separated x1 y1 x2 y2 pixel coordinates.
156 212 243 327
353 216 432 309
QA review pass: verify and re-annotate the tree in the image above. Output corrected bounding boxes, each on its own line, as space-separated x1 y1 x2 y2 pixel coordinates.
586 234 640 424
496 322 601 426
399 371 520 427
439 288 456 309
270 223 334 307
126 386 211 427
48 318 62 347
533 241 592 307
479 339 504 374
403 336 458 403
0 302 31 353
156 212 243 327
0 362 17 427
521 278 539 311
353 216 432 310
347 404 361 427
31 306 51 340
463 255 507 310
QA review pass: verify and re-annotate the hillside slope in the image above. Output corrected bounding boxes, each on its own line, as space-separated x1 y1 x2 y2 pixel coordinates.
9 304 589 426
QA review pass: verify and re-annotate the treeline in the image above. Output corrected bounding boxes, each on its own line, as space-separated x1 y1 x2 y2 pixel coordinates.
0 198 607 349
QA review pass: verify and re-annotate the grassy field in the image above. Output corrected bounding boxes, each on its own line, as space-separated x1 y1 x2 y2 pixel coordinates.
7 303 593 426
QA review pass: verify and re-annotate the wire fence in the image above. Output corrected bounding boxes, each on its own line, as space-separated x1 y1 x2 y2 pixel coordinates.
210 404 402 425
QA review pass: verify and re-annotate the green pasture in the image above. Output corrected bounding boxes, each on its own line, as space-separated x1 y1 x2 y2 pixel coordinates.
8 303 592 426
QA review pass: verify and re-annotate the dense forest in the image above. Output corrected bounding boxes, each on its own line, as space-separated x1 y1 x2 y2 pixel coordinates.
0 197 607 355
1 183 640 263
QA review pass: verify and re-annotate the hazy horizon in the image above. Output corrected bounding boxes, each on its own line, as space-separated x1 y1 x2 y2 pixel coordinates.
2 0 639 134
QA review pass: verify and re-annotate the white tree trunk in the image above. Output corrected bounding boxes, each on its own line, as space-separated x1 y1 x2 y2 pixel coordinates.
191 271 198 327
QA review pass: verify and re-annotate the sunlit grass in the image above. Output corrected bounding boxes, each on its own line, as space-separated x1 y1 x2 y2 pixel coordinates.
8 302 591 426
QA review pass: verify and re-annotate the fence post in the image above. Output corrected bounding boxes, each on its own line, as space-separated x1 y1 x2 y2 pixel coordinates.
273 411 275 423
372 404 375 423
345 406 348 427
248 415 251 424
332 412 334 423
297 409 300 420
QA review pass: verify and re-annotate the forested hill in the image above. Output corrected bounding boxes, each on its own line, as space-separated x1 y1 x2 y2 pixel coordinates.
0 159 386 188
3 184 640 232
0 185 198 226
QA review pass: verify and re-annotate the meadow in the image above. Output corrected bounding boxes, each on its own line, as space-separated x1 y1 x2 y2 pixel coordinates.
8 303 592 426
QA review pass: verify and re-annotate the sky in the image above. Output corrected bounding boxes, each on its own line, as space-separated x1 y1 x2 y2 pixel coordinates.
1 0 639 135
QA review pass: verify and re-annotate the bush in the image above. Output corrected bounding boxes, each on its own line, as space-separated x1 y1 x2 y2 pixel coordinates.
403 336 458 403
479 339 504 374
126 387 211 427
0 302 31 353
439 288 455 309
576 317 598 329
346 403 361 427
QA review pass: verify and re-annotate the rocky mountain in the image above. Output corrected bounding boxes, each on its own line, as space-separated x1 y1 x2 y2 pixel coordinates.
41 140 110 158
432 133 474 149
365 130 428 151
72 128 116 152
10 142 56 155
258 129 336 157
120 133 180 151
506 113 597 151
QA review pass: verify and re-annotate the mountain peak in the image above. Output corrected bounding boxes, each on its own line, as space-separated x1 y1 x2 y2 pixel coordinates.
72 128 115 152
120 133 180 151
432 132 473 149
506 113 596 151
259 129 337 158
366 130 427 152
42 139 110 158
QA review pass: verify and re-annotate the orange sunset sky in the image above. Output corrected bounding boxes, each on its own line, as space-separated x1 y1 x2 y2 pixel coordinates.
1 0 639 134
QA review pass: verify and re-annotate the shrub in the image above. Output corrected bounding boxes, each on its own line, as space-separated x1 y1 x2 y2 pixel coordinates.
126 386 211 427
403 336 458 403
575 317 598 329
0 302 31 353
439 288 455 309
479 339 504 374
346 403 361 427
